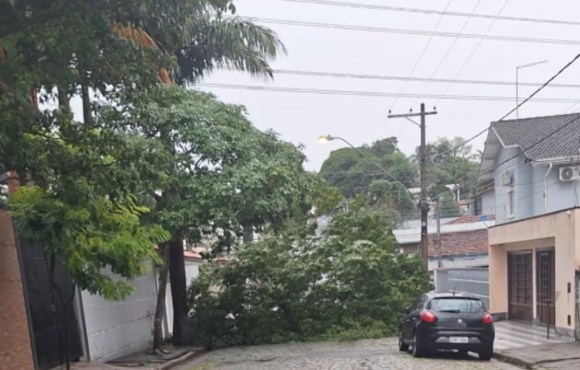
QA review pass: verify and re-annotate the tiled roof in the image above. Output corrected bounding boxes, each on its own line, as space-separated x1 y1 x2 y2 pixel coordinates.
429 230 489 257
492 113 580 161
184 250 203 260
428 229 489 257
445 215 495 225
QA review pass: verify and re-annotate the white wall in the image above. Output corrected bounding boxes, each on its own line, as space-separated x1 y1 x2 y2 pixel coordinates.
481 191 495 216
164 259 202 336
80 268 157 363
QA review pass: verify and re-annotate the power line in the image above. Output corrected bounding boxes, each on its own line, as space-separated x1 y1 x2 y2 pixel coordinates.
243 15 580 50
243 17 580 46
389 0 454 112
498 52 580 120
426 51 580 195
272 0 580 27
413 0 483 107
428 89 580 205
198 83 580 103
271 69 580 88
436 0 511 105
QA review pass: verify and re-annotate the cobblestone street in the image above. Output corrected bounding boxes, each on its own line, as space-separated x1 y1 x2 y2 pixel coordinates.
177 338 522 370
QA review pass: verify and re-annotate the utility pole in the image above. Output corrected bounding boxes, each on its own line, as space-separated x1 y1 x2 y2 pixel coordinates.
436 198 442 268
388 103 437 269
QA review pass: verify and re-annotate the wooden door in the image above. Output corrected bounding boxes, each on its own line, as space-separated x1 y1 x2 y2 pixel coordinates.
536 249 555 326
508 252 533 322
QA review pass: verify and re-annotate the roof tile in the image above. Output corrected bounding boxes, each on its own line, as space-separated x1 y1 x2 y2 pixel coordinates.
492 113 580 161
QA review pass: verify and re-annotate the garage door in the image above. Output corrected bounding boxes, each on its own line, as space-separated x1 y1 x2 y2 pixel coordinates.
508 252 533 322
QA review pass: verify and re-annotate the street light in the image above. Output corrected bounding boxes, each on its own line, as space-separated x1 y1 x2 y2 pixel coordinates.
318 134 410 194
516 60 548 119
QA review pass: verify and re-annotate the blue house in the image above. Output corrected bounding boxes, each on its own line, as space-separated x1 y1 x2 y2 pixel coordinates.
480 113 580 337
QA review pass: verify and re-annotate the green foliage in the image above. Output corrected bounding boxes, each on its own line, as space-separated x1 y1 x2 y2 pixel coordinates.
188 203 431 349
439 192 462 218
319 138 417 211
102 85 315 255
416 137 480 201
10 186 168 300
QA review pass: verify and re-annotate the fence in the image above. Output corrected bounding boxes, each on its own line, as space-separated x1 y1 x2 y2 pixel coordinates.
434 268 489 308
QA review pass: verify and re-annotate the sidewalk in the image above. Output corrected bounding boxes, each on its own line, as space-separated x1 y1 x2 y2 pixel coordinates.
495 341 580 369
71 346 203 370
494 321 574 351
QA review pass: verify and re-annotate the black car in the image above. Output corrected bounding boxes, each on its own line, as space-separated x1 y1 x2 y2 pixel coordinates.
398 292 494 360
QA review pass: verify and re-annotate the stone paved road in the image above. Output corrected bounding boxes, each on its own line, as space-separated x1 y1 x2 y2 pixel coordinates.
176 338 522 370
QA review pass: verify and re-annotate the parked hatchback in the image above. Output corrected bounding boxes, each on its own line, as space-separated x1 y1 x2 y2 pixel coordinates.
399 292 494 360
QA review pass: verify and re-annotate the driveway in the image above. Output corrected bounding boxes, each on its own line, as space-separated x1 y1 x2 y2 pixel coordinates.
176 338 522 370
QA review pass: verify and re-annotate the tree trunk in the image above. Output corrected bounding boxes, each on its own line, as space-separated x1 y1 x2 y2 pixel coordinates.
243 224 254 244
153 244 169 350
57 85 71 116
80 83 92 125
168 238 190 344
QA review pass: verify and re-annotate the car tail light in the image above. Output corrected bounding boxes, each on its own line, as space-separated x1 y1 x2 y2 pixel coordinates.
483 312 493 324
420 310 437 323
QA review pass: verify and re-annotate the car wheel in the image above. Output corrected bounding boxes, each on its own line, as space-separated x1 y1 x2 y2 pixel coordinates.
479 347 493 361
411 332 426 358
398 330 409 352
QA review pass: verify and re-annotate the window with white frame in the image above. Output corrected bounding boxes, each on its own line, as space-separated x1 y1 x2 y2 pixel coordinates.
507 187 514 218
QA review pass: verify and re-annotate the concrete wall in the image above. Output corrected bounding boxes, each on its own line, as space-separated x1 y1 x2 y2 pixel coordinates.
0 210 35 370
434 268 489 308
80 268 157 363
488 209 580 330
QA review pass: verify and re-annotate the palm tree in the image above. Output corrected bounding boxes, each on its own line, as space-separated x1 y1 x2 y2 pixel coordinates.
3 0 285 349
113 0 285 84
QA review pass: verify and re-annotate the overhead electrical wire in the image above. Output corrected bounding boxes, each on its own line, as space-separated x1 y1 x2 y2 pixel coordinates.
498 52 580 120
199 83 580 103
242 17 580 46
436 0 511 105
273 0 580 27
244 16 580 47
388 0 454 112
411 0 483 107
426 52 580 204
269 69 580 88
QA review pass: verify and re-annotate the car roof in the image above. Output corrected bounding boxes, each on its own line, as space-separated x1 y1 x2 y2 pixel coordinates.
424 291 482 300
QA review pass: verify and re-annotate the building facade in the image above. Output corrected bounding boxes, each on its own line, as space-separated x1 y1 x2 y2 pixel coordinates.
481 113 580 336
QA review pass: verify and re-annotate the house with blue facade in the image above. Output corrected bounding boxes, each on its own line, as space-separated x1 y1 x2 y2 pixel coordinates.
480 113 580 337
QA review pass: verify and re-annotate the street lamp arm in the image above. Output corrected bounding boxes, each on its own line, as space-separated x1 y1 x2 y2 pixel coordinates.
319 134 410 193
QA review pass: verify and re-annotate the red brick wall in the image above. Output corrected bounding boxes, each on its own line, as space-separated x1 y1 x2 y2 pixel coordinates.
0 209 35 369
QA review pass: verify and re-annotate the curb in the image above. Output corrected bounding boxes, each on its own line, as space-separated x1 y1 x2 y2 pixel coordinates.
159 349 205 370
493 351 535 370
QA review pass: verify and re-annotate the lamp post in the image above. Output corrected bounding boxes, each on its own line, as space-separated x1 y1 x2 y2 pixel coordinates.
516 60 548 119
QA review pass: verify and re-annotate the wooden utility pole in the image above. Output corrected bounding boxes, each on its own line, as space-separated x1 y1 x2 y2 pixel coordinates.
388 103 437 268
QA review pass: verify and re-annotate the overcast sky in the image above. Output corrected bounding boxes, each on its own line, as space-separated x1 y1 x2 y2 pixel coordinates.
195 0 580 171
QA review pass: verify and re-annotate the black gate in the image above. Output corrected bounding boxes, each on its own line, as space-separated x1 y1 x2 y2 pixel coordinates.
508 251 533 322
17 239 83 370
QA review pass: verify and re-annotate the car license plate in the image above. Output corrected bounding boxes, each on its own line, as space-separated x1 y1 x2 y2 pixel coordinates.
450 337 469 344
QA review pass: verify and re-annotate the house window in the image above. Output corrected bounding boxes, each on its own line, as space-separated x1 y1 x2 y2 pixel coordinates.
507 188 514 218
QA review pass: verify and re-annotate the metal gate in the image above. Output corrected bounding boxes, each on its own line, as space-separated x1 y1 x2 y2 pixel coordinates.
536 249 555 326
508 251 533 322
18 239 83 370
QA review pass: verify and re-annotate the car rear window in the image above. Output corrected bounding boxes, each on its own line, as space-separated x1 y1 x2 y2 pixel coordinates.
429 298 484 313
